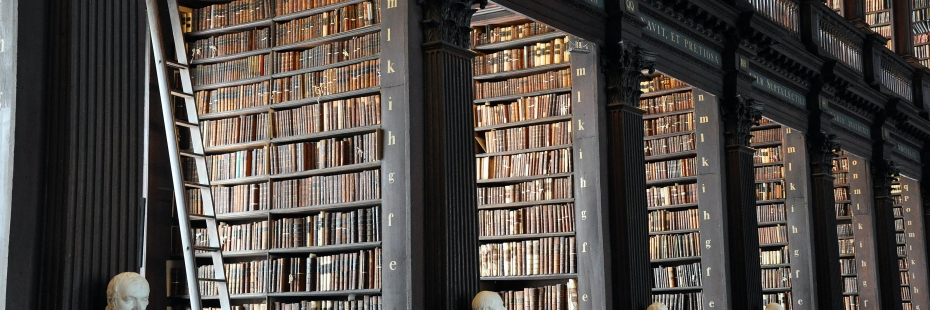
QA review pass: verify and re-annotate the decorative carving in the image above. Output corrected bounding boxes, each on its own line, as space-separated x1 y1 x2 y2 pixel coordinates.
873 159 901 189
472 291 505 310
809 131 841 175
603 41 656 106
723 95 764 146
107 272 150 310
419 0 487 48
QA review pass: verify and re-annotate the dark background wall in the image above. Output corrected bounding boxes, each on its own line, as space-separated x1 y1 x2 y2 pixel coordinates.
4 0 148 308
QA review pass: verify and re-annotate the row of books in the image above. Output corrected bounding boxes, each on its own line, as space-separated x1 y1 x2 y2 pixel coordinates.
474 93 572 128
652 292 703 310
756 181 786 201
476 177 573 206
644 113 694 137
901 257 910 269
755 165 785 180
170 261 269 296
895 206 904 217
864 0 889 11
747 0 799 33
840 258 857 275
757 203 786 223
648 209 699 232
474 69 572 100
497 281 578 310
835 187 850 201
761 247 788 265
902 271 911 284
274 248 382 292
754 147 782 164
649 232 701 260
836 202 851 216
844 296 859 310
205 148 267 181
196 81 270 114
898 232 907 244
914 43 930 61
472 37 571 76
864 11 891 25
270 207 381 248
481 121 571 153
894 195 905 205
833 172 849 185
268 297 381 310
274 33 381 73
190 28 272 61
643 133 696 156
641 75 688 93
478 203 575 236
646 183 698 208
896 218 905 231
840 239 855 255
759 225 788 245
470 21 559 47
189 0 272 32
653 262 702 288
640 92 693 115
201 113 270 147
274 0 381 46
478 236 577 277
218 221 269 251
763 293 792 310
193 54 272 86
837 223 853 238
871 25 891 40
270 59 378 102
197 183 272 214
750 128 782 144
271 169 380 209
645 158 697 181
761 267 792 289
268 132 380 174
475 148 573 180
903 287 913 300
270 59 380 102
272 95 381 137
916 33 930 46
275 0 353 15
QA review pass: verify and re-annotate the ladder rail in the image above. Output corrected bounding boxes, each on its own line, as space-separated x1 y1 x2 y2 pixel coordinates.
144 0 232 309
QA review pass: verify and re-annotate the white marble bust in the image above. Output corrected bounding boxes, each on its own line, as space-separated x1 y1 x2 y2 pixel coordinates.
765 303 785 310
472 291 505 310
647 302 669 310
106 272 150 310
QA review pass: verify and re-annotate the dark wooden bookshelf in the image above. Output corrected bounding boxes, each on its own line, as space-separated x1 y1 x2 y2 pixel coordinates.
893 176 930 309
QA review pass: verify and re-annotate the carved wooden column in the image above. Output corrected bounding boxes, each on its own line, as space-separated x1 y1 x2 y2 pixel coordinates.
416 0 484 308
602 39 655 310
872 124 905 310
806 128 845 310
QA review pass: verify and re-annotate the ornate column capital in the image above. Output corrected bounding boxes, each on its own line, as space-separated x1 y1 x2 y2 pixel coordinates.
603 41 656 107
418 0 487 49
809 132 841 175
873 159 901 187
723 95 764 147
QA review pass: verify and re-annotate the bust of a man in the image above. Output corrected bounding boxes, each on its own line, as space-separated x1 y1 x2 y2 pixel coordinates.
472 291 505 310
106 272 150 310
765 303 785 310
647 302 669 310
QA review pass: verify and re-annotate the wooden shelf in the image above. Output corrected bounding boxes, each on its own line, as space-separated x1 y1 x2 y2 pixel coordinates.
751 123 781 130
270 161 382 180
211 174 270 186
204 140 269 154
754 161 784 167
480 274 577 281
756 199 786 204
271 125 382 144
644 131 696 141
477 144 573 158
194 249 267 258
474 115 573 132
479 231 575 241
650 256 701 264
269 199 382 216
184 18 274 38
646 176 698 186
761 263 791 268
267 289 382 298
473 63 571 81
642 109 695 121
836 216 853 221
473 32 568 52
193 75 271 92
757 220 787 227
644 151 698 162
651 286 702 292
759 242 789 247
476 172 573 184
474 87 572 104
647 202 699 211
751 141 783 148
271 55 382 79
191 48 273 65
268 242 381 255
273 25 382 52
216 209 272 221
269 87 382 110
272 0 370 22
200 105 271 121
755 178 785 184
762 287 792 293
477 198 576 210
648 228 700 236
640 86 693 99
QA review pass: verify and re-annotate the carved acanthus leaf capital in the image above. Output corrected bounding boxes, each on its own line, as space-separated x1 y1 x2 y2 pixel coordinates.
419 0 487 48
809 132 841 174
723 95 763 147
872 159 901 190
602 41 656 107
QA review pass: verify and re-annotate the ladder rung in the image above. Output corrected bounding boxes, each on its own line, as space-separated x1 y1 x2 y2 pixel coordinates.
198 278 228 283
193 246 222 252
175 120 198 128
184 182 209 189
165 60 188 69
170 90 194 99
180 150 204 158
